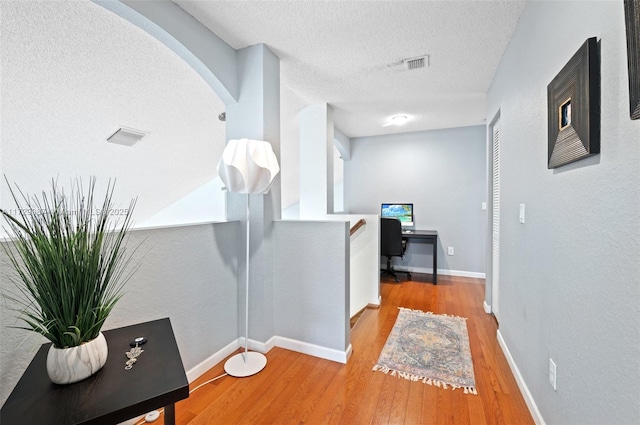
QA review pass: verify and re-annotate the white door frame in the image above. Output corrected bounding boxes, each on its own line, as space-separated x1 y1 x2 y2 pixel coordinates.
489 112 501 321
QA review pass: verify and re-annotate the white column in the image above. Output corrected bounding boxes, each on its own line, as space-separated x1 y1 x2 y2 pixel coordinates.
299 103 334 219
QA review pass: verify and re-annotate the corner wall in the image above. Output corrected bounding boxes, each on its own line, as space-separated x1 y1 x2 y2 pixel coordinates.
487 2 640 424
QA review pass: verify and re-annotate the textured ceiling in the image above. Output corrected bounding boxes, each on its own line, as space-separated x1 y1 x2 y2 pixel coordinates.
1 0 527 218
175 0 526 137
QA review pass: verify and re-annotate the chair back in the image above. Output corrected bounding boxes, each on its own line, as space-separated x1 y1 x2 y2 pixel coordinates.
381 217 404 257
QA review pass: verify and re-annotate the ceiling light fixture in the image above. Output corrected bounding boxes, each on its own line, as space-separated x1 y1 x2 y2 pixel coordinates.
106 127 148 147
391 115 409 125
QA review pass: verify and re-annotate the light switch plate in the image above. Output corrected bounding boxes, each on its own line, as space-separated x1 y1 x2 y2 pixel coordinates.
519 204 525 224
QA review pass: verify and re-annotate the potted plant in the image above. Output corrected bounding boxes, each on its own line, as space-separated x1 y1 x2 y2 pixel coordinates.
0 177 137 384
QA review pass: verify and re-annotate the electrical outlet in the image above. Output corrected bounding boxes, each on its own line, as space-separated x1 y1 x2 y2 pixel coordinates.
549 358 557 390
448 247 454 255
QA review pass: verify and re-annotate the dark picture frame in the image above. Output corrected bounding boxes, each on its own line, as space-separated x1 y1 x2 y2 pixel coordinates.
547 37 600 169
625 0 640 120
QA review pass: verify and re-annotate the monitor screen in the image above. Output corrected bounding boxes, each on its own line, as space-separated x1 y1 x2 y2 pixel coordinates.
381 203 414 227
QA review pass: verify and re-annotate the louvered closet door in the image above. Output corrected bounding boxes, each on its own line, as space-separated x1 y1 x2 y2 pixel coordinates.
491 118 501 320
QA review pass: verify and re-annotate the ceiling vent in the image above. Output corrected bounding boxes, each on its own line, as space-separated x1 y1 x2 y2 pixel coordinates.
107 127 147 147
405 55 429 70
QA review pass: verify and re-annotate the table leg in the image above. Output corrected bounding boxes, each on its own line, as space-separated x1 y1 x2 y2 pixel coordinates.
164 404 175 425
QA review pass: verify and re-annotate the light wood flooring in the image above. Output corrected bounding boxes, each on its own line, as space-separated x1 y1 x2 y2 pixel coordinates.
143 274 534 424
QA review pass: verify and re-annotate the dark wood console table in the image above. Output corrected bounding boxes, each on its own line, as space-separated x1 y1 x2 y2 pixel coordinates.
0 317 189 425
402 229 438 284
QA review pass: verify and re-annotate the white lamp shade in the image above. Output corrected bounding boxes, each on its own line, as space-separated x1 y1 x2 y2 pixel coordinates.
217 139 280 195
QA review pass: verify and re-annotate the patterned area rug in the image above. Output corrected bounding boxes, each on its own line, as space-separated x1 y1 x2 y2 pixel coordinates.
373 307 477 394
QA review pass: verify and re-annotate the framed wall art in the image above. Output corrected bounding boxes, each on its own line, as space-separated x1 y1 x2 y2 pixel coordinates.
547 37 600 169
625 0 640 120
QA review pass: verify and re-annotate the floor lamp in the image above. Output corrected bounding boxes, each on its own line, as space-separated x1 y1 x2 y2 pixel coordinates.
217 138 280 377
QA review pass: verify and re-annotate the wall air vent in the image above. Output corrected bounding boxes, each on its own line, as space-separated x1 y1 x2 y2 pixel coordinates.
107 127 147 147
405 55 429 70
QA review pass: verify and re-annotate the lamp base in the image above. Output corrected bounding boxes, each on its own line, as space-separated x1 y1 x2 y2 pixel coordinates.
224 351 267 377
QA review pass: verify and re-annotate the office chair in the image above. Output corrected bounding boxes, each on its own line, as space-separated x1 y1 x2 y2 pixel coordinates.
380 217 411 282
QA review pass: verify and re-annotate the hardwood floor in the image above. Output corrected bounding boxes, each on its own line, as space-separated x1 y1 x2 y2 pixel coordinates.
143 274 534 424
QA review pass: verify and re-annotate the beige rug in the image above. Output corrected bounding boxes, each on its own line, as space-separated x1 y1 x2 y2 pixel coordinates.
373 307 477 394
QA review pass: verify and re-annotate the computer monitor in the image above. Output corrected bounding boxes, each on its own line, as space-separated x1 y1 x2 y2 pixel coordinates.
381 203 414 227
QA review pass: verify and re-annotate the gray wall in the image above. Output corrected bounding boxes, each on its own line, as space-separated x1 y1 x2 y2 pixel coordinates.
272 220 350 352
1 217 353 406
487 1 640 424
345 125 487 275
0 222 239 406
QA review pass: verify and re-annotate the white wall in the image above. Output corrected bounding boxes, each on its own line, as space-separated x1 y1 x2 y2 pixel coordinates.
282 145 344 218
0 1 226 235
138 177 227 227
345 126 487 276
299 103 334 218
330 214 380 317
334 146 345 212
487 2 640 424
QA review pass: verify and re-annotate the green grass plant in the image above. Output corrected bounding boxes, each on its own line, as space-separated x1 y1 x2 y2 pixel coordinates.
1 177 137 348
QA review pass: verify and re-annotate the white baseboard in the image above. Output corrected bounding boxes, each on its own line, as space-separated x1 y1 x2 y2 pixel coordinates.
185 336 273 384
438 269 486 279
345 343 353 362
274 336 352 364
483 301 492 314
366 296 381 309
239 336 276 354
371 295 381 307
396 266 486 279
497 330 546 425
185 335 351 383
186 338 240 383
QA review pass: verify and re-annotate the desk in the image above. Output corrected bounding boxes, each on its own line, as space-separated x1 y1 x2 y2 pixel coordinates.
0 318 189 425
402 229 438 284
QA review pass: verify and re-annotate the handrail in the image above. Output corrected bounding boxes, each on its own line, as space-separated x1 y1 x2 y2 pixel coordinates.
350 218 366 236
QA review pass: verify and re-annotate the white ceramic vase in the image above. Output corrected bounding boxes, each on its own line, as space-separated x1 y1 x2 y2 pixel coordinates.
46 332 108 384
